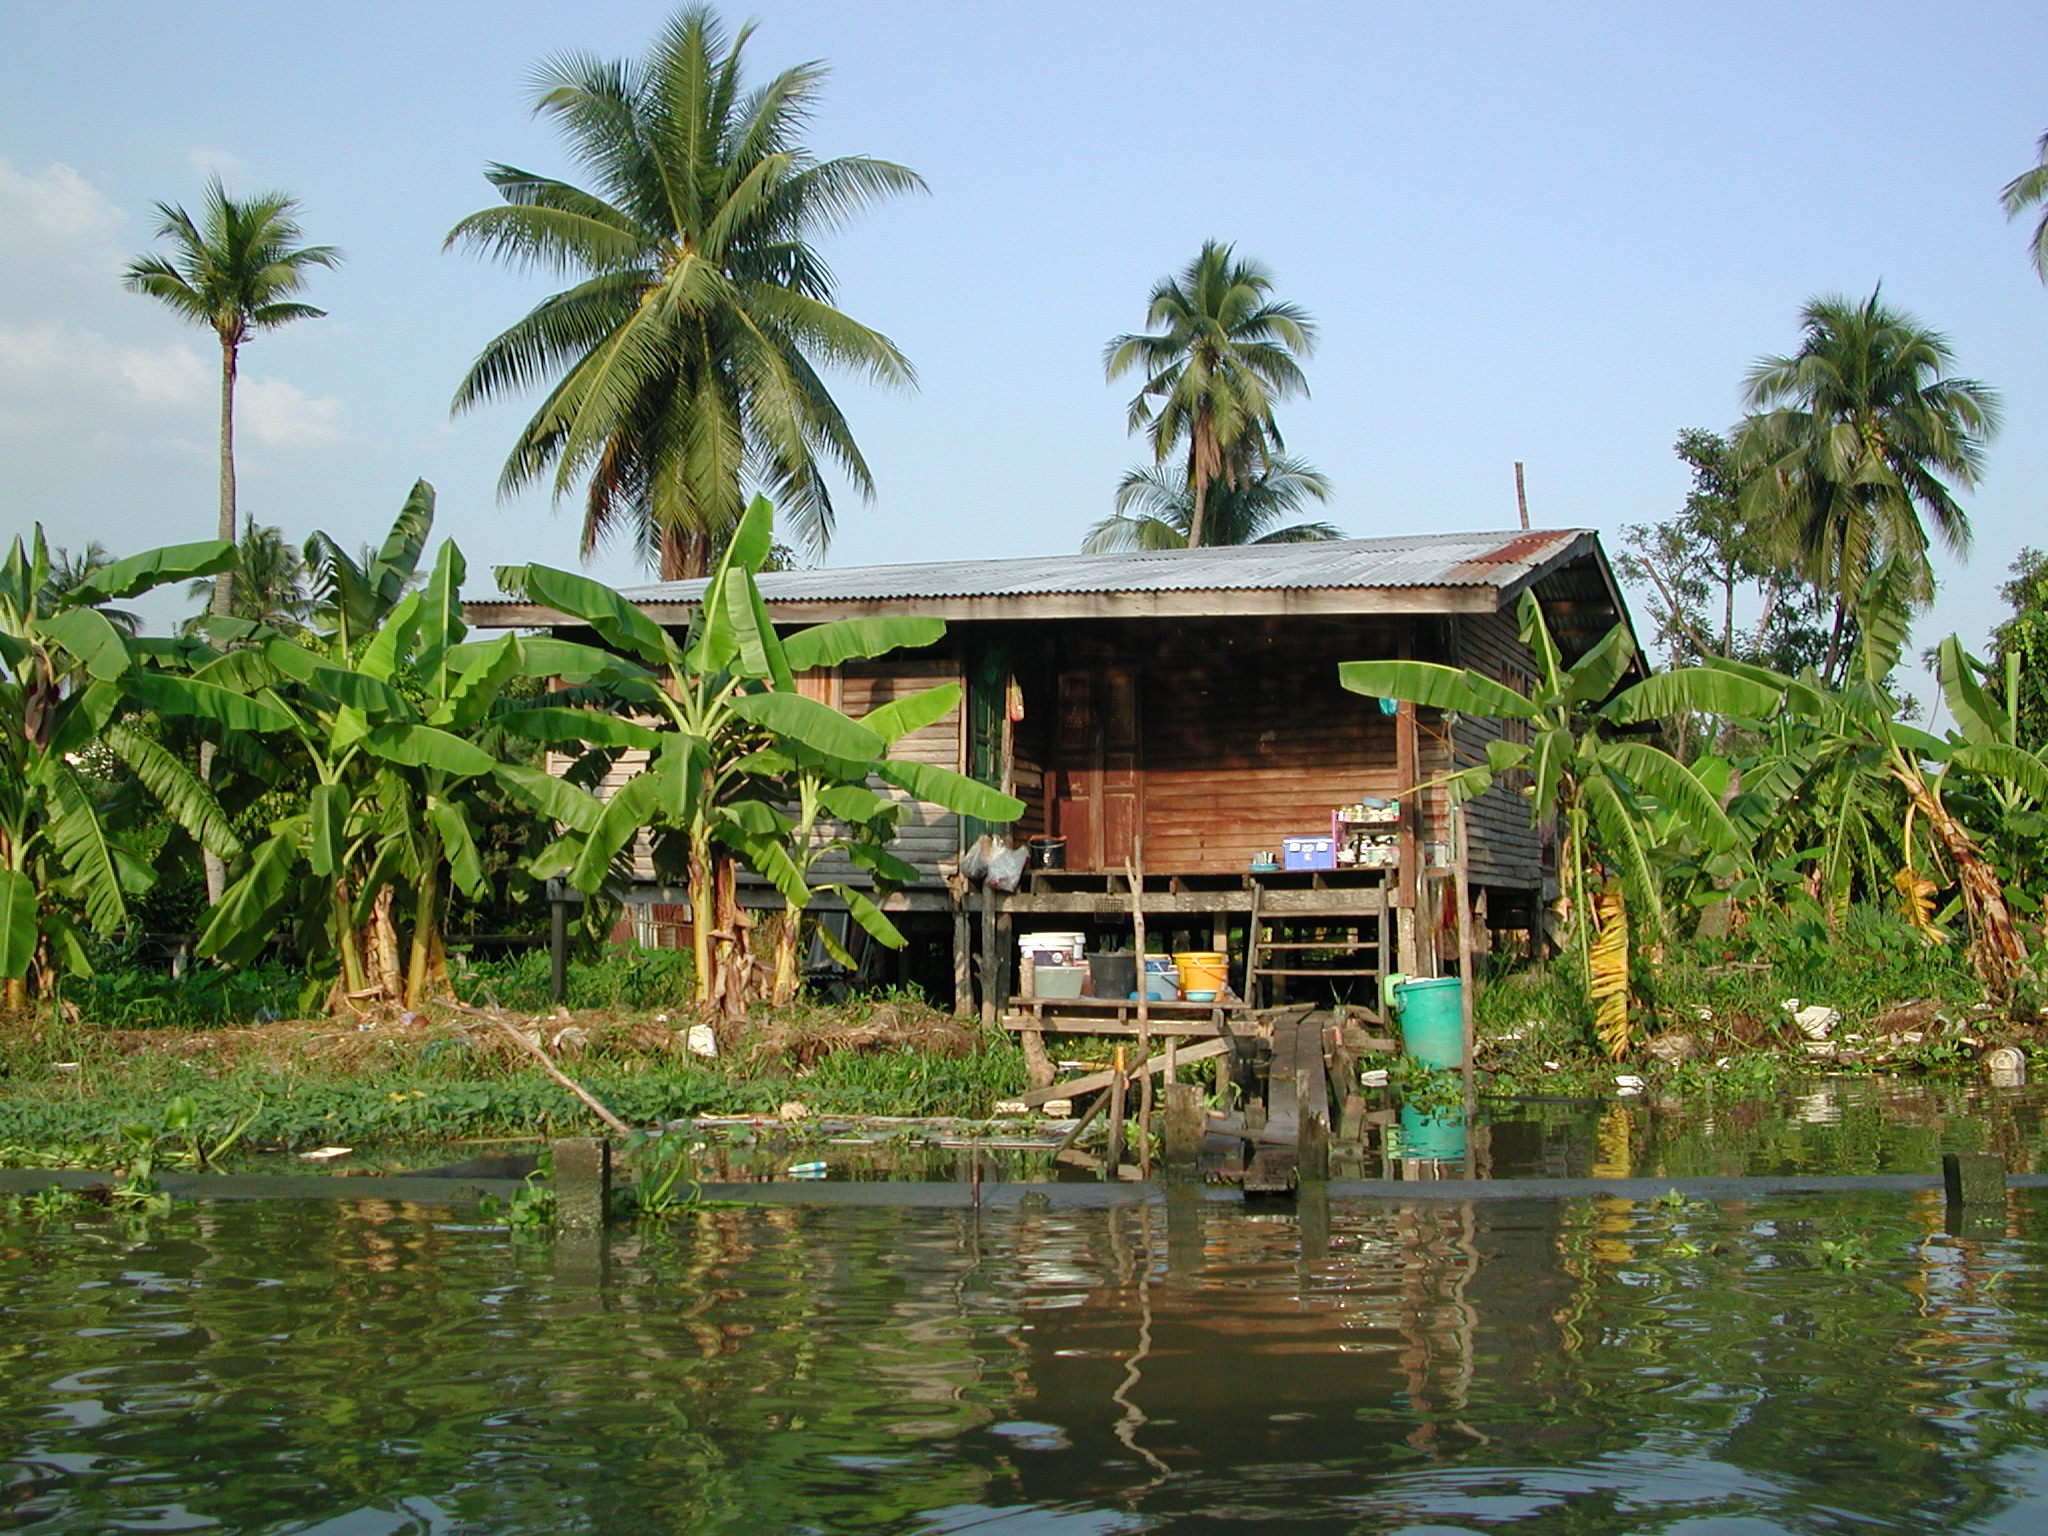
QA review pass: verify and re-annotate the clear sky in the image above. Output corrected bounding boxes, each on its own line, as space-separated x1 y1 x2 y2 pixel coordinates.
2 0 2043 688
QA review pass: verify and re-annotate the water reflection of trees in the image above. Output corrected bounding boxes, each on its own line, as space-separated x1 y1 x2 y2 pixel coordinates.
0 1191 2044 1533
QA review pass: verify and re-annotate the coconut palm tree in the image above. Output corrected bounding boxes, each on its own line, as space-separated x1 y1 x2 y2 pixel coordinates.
2000 129 2048 281
1104 242 1316 548
1082 455 1340 552
447 5 922 578
43 544 141 637
122 182 340 619
179 523 313 638
1732 290 2000 683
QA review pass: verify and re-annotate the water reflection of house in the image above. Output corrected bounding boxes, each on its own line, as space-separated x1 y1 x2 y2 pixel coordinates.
469 531 1637 1009
969 1197 1576 1499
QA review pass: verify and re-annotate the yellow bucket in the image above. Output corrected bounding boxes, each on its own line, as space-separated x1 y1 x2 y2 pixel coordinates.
1173 951 1228 1000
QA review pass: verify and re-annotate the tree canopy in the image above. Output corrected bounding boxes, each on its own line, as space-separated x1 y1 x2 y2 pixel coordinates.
447 4 922 577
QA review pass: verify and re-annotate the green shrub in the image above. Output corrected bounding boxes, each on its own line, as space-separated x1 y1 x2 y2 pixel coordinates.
456 946 697 1013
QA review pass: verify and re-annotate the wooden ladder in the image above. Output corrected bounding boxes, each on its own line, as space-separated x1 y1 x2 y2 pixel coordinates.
1243 884 1389 1013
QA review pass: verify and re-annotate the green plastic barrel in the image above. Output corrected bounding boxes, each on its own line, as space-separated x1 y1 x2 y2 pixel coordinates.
1384 975 1464 1070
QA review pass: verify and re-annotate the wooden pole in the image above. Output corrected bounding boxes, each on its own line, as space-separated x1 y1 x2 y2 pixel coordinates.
978 881 997 1028
1127 846 1152 1179
952 904 973 1018
1106 1045 1128 1176
1452 802 1477 1132
1395 694 1421 976
1514 462 1530 530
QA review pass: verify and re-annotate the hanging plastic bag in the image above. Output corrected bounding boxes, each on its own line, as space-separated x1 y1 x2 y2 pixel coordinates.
985 843 1030 893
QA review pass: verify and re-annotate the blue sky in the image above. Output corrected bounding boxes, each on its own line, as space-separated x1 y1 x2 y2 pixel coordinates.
2 0 2043 690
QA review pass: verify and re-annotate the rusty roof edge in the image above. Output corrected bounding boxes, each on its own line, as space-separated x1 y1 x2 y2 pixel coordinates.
461 528 1608 622
1498 532 1647 672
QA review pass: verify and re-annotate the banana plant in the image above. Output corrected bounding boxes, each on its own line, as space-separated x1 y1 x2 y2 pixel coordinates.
1339 591 1781 1056
194 485 624 1012
0 528 243 1005
498 495 1022 1014
1719 573 2047 992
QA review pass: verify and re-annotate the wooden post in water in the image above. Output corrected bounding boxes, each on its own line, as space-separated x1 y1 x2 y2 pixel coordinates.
1162 1082 1204 1175
1105 1046 1128 1177
552 1137 611 1229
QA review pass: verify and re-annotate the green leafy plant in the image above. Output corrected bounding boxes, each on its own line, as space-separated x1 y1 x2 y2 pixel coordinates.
194 485 618 1012
479 1170 556 1230
622 1131 701 1219
0 529 242 1005
497 494 1021 1014
1811 1233 1874 1270
1340 591 1780 1056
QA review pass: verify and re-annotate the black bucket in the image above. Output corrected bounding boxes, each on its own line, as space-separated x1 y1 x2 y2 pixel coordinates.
1089 951 1137 999
1028 835 1067 870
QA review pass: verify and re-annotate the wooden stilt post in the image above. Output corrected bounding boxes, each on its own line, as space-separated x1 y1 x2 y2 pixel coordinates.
978 882 997 1028
1395 690 1421 977
1127 847 1152 1180
952 903 973 1018
1105 1046 1128 1177
1453 803 1477 1127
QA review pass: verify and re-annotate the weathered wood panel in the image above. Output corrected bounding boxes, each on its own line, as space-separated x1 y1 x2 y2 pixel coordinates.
1450 609 1541 888
806 654 964 889
1042 618 1419 874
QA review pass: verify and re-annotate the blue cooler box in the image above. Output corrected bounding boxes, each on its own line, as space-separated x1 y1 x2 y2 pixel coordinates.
1282 835 1336 871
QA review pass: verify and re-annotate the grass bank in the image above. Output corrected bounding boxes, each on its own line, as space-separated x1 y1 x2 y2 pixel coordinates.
1474 904 2038 1095
0 995 1029 1165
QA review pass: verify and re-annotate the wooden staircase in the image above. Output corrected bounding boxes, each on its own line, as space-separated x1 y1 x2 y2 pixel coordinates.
1242 880 1390 1013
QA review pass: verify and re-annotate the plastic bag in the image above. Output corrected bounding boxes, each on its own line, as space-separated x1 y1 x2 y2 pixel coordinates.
959 835 992 884
985 843 1029 893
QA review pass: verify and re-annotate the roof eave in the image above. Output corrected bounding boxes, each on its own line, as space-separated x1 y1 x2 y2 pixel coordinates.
464 581 1514 629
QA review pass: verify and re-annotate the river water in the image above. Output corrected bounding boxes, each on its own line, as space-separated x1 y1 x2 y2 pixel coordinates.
4 1180 2046 1534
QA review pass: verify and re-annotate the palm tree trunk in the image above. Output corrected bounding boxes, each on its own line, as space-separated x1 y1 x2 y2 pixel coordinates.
1822 595 1848 686
658 524 710 581
199 335 240 906
213 334 239 616
1185 425 1214 549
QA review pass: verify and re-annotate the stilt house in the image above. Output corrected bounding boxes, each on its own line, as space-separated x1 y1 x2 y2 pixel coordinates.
469 528 1637 1022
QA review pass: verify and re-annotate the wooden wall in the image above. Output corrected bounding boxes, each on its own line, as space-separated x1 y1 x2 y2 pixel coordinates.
1449 609 1542 888
560 606 1549 901
804 652 964 890
1043 617 1416 875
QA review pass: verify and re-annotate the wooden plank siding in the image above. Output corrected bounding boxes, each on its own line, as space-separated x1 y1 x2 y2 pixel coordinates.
547 606 1549 905
801 653 965 890
1450 609 1542 889
1038 617 1421 875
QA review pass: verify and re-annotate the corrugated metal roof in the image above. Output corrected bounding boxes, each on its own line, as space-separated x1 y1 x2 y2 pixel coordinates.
549 528 1593 607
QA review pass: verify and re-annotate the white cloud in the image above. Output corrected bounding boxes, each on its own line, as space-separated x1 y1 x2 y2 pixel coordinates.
0 320 209 436
0 157 124 256
240 376 348 448
185 147 248 183
117 341 211 408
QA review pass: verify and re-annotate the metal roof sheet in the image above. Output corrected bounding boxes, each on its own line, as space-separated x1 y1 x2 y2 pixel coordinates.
493 528 1595 609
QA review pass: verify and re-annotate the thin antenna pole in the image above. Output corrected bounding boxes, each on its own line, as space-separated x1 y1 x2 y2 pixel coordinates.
1514 462 1530 530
